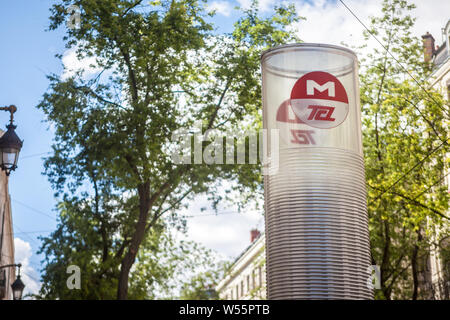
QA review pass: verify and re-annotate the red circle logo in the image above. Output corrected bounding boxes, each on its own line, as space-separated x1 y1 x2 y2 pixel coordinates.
290 71 349 129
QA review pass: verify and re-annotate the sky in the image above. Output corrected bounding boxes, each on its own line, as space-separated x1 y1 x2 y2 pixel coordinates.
0 0 448 298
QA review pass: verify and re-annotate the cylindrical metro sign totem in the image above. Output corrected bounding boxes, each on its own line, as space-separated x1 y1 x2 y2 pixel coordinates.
261 43 372 299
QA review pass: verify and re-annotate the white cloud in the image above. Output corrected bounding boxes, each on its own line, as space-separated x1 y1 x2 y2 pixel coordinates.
409 0 450 45
236 0 273 12
14 238 41 298
181 192 264 259
208 1 233 17
293 0 377 48
293 0 450 50
236 0 252 10
61 47 103 80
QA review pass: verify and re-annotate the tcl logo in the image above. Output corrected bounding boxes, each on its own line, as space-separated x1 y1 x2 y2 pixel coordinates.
290 129 316 145
276 99 316 146
290 71 349 129
307 105 335 121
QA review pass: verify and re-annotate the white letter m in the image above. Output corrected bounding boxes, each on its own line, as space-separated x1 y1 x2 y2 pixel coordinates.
306 80 335 97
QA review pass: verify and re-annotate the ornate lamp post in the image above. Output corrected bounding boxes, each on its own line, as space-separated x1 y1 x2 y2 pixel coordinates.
0 263 25 300
0 105 23 176
0 104 25 300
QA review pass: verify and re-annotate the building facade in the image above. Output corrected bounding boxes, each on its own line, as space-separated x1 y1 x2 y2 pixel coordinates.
216 230 266 300
422 19 450 300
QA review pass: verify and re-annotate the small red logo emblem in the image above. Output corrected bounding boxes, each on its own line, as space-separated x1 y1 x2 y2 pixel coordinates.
276 99 316 146
290 71 349 129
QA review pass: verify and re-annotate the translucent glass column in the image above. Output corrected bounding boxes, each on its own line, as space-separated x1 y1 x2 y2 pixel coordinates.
261 43 372 299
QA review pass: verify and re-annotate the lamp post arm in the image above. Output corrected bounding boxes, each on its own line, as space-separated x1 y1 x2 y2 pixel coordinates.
0 263 22 270
0 105 17 125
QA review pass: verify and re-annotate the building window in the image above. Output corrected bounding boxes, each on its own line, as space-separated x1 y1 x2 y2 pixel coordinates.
246 275 250 293
252 269 256 289
241 280 244 297
259 266 262 286
236 284 239 299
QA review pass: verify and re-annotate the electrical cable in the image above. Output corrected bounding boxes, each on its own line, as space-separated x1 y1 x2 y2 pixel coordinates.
369 140 448 204
337 1 449 204
20 152 52 160
11 198 57 221
339 0 449 118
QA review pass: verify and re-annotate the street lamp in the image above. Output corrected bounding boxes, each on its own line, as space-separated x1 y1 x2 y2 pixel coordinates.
11 273 25 300
0 263 25 300
0 105 23 176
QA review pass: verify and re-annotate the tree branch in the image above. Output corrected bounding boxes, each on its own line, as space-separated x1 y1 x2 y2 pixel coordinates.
120 0 144 18
124 154 142 182
206 78 232 132
73 84 127 110
145 186 194 234
402 96 447 145
368 184 450 220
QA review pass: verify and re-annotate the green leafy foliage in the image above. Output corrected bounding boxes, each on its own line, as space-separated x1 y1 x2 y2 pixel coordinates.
179 261 229 300
37 0 301 299
358 0 449 299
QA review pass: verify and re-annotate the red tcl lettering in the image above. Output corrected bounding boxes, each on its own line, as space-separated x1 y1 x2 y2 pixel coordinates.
290 130 316 145
307 105 335 121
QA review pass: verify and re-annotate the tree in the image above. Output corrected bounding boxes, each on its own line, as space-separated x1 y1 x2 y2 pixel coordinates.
36 178 220 299
38 0 300 299
358 0 449 299
179 261 229 300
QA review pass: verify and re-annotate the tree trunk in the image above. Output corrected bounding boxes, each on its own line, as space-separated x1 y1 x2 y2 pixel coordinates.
381 219 391 300
411 242 419 300
411 228 423 300
117 182 151 300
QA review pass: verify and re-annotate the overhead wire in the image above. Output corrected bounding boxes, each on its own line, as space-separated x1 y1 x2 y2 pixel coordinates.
11 198 57 222
369 140 448 204
338 0 449 206
20 152 52 160
339 0 449 118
